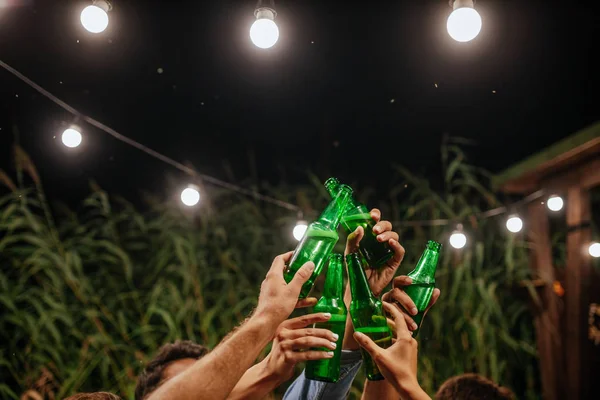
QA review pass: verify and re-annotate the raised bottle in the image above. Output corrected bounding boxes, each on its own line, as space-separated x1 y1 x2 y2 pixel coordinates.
325 177 393 268
403 240 441 337
305 254 347 382
284 185 353 298
347 252 392 381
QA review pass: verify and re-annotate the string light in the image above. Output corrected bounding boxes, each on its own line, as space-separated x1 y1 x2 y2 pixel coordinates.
506 214 523 233
250 1 279 49
180 185 200 207
449 225 467 249
2 61 597 259
61 125 82 148
547 195 564 212
293 220 308 241
447 0 482 42
589 242 600 258
81 0 111 34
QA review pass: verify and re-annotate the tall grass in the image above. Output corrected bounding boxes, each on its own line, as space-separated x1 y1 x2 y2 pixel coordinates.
0 143 539 399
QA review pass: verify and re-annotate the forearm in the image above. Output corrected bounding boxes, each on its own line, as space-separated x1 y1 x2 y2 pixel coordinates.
148 314 278 400
396 381 430 400
361 379 400 400
228 357 282 400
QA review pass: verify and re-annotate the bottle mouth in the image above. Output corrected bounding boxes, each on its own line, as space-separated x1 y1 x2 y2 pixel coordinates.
329 253 343 263
338 184 353 195
427 240 442 251
324 177 340 188
345 252 362 264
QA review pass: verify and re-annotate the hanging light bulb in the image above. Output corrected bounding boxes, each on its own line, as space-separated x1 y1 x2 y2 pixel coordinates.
589 242 600 258
506 214 523 233
447 0 482 42
81 0 111 33
547 195 564 212
449 224 467 249
181 184 200 207
62 125 83 148
293 220 308 241
250 0 279 49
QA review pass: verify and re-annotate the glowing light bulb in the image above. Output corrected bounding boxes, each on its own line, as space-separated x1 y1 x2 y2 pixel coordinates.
293 220 308 241
506 215 523 233
250 8 279 49
449 230 467 249
447 0 482 42
589 242 600 258
547 195 564 212
181 185 200 207
62 125 82 148
81 1 110 33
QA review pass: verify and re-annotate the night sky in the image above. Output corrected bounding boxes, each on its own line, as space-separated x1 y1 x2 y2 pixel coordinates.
1 0 599 205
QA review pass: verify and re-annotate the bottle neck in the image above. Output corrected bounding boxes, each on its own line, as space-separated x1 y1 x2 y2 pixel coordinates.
408 248 439 284
324 178 340 197
324 180 358 214
347 253 374 301
318 186 352 230
322 254 344 299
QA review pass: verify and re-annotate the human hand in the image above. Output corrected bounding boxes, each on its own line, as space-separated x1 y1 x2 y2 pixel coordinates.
354 303 428 399
344 208 405 297
254 252 316 328
264 313 338 382
382 276 441 332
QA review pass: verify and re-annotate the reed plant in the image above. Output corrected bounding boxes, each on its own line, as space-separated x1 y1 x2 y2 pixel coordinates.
0 143 539 399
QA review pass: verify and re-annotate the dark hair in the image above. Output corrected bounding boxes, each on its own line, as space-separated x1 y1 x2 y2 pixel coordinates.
435 374 515 400
65 393 121 400
135 340 209 400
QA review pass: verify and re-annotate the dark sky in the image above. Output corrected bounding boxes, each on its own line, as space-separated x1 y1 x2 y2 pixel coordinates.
1 0 599 204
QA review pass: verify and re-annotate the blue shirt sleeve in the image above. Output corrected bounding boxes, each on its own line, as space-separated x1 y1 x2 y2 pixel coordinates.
283 350 363 400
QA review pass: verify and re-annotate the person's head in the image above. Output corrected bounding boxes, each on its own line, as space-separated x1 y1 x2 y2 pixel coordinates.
135 340 209 400
435 373 515 400
64 393 121 400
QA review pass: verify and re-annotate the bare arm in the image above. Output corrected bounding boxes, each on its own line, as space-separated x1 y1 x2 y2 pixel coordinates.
227 357 280 400
228 313 335 400
147 252 315 400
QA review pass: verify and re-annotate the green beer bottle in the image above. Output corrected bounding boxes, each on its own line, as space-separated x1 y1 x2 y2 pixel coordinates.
403 240 441 338
284 185 353 298
346 252 392 381
325 177 393 268
305 254 347 382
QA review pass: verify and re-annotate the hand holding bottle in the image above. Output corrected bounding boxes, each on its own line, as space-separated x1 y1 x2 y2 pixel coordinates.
353 303 430 400
344 208 405 296
265 313 339 382
254 251 316 329
382 276 440 332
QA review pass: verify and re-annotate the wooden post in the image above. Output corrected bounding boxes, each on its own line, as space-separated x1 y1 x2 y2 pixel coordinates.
565 186 592 399
527 201 563 400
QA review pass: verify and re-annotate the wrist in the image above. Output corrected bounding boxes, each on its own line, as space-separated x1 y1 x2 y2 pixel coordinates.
251 309 283 332
261 355 292 385
398 378 428 400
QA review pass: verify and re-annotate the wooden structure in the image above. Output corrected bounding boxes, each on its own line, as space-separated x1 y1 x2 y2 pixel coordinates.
494 121 600 400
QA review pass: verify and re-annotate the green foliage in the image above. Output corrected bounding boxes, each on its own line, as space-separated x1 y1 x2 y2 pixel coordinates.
0 144 540 399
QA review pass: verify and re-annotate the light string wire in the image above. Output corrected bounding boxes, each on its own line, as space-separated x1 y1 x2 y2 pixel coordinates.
398 189 546 227
1 58 543 226
0 59 300 212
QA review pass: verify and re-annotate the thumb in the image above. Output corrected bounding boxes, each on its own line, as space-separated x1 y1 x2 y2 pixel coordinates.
347 226 365 252
353 331 380 358
288 261 315 294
